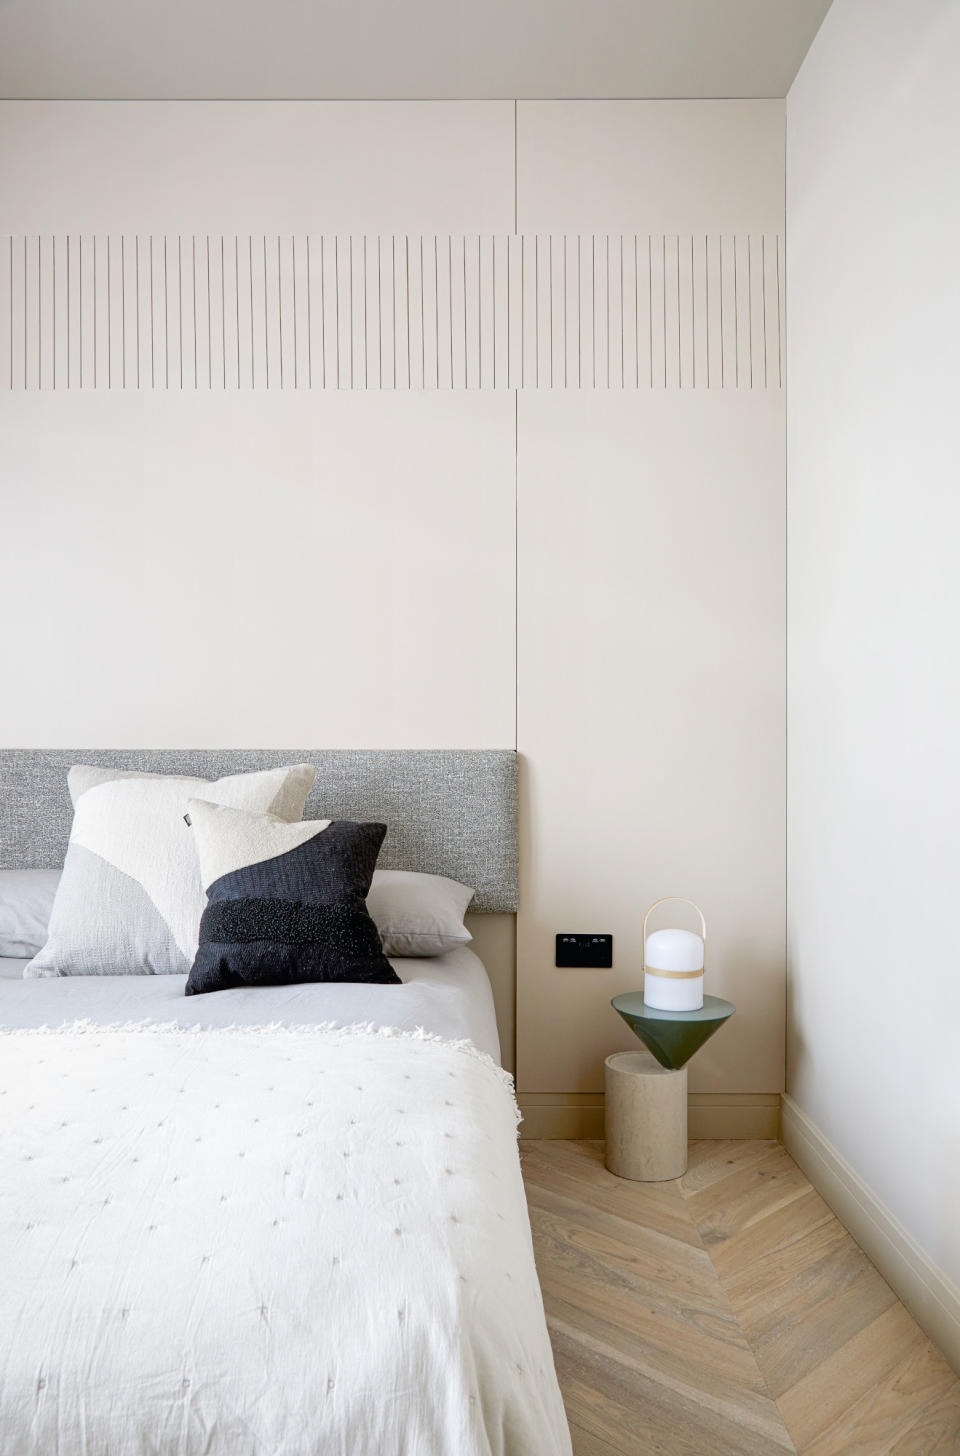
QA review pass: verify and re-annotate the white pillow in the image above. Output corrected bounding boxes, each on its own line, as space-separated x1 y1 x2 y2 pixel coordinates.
25 763 316 977
0 868 61 957
367 869 474 957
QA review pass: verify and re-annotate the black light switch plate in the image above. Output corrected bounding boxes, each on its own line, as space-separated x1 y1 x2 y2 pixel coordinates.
556 933 613 968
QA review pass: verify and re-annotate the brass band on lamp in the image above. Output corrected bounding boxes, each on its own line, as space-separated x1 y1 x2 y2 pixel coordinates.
643 967 704 980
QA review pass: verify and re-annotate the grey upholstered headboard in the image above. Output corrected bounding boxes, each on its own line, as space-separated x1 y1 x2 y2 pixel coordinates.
0 749 518 913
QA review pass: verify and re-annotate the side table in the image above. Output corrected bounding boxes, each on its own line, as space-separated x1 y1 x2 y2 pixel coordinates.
605 993 735 1181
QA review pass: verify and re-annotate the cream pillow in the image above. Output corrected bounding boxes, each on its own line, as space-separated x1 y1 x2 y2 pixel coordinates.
25 763 315 977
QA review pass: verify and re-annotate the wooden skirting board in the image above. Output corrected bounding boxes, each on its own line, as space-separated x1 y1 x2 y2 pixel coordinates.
783 1094 960 1379
517 1092 781 1141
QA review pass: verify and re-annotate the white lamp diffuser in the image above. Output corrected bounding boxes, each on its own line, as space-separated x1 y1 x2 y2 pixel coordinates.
642 897 706 1012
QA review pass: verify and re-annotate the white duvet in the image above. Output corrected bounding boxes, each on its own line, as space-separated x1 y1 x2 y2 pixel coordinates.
0 1021 571 1456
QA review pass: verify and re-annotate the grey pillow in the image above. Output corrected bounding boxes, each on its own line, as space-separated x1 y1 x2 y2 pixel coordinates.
366 870 474 957
0 869 61 957
25 763 316 977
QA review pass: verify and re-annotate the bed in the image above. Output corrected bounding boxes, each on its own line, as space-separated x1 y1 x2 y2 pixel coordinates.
0 749 571 1456
0 944 503 1058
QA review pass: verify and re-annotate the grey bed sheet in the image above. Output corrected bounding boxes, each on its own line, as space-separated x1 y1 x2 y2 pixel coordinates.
0 945 501 1063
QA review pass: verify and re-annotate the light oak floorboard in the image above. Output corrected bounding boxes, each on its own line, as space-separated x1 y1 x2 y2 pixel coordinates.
522 1140 797 1455
567 1420 624 1456
708 1184 837 1282
522 1139 960 1456
521 1141 701 1247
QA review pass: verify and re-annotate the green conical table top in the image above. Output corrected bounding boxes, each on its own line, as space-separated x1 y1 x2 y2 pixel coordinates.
611 993 735 1071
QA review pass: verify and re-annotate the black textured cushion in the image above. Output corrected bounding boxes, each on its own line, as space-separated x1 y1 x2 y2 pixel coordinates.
185 814 400 995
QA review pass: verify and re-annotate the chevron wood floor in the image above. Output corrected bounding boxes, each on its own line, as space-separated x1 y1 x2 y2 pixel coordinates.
521 1139 960 1455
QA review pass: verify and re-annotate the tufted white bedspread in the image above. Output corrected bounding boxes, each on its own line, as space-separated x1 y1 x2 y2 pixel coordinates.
0 1021 571 1456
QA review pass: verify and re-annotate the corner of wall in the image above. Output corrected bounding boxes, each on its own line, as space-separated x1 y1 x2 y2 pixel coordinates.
783 1096 960 1378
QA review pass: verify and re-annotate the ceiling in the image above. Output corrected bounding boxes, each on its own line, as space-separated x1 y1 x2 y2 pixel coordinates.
0 0 832 101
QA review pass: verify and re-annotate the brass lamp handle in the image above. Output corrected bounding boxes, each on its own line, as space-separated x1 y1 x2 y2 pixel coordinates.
641 897 707 996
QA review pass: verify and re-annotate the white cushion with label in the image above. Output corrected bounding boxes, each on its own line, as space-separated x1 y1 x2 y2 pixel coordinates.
25 763 316 977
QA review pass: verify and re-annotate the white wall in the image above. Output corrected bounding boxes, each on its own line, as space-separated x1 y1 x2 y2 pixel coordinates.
1 100 785 1109
0 102 517 752
787 0 960 1287
0 102 515 233
2 392 516 747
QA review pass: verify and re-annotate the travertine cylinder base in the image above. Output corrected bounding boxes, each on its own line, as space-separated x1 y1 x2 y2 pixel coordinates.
604 1050 688 1181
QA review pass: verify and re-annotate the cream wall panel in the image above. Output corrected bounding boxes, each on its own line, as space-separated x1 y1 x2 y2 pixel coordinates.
0 240 9 386
8 234 24 390
515 100 785 1098
516 392 785 1095
1 96 786 1109
23 233 39 391
517 101 784 234
0 392 516 749
0 103 515 235
1 231 782 394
